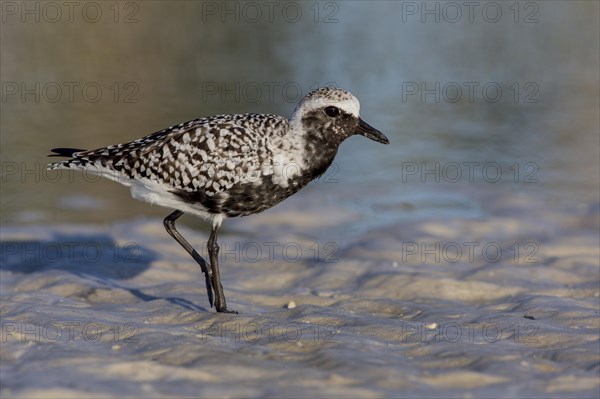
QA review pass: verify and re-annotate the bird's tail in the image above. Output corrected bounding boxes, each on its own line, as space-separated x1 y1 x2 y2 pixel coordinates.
46 147 129 186
47 148 88 170
48 147 86 158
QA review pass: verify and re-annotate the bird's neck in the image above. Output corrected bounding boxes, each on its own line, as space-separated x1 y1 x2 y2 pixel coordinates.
299 126 341 179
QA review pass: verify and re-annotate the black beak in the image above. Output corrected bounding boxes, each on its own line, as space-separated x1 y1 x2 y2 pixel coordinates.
356 118 389 144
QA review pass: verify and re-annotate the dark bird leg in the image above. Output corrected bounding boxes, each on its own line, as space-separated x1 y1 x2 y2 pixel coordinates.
163 210 214 308
208 223 237 313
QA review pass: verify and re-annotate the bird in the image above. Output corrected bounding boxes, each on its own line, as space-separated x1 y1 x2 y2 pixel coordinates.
48 87 390 313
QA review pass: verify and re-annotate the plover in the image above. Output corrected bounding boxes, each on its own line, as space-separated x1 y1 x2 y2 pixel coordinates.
48 87 389 313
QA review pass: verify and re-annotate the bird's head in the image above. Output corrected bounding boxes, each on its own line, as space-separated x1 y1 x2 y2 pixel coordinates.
291 87 389 145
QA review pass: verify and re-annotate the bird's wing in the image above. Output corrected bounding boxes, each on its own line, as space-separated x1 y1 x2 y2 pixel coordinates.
78 116 272 196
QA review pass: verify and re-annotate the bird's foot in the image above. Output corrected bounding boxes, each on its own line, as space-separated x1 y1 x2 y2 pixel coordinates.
216 306 238 314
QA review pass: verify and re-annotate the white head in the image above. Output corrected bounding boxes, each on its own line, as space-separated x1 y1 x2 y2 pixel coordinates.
290 87 389 145
293 87 360 118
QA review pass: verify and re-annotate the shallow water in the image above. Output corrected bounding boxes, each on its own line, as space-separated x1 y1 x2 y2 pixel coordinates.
1 2 599 398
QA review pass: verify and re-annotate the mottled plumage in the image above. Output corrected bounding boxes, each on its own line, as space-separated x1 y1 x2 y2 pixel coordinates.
48 87 389 313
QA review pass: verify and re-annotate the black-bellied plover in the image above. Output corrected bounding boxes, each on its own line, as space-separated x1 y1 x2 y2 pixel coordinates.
48 87 389 313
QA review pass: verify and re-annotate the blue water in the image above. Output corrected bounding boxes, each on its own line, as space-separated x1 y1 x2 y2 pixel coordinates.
1 1 598 228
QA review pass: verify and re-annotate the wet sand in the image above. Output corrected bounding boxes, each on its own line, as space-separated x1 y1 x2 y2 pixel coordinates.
1 190 598 398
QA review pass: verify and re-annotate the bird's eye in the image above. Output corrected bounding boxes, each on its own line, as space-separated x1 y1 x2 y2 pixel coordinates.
324 106 340 117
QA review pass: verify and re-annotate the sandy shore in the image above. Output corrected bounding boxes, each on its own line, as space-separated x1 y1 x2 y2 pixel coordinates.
1 192 599 398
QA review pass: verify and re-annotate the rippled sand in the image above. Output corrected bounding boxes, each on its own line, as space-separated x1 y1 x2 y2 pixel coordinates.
1 193 599 398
